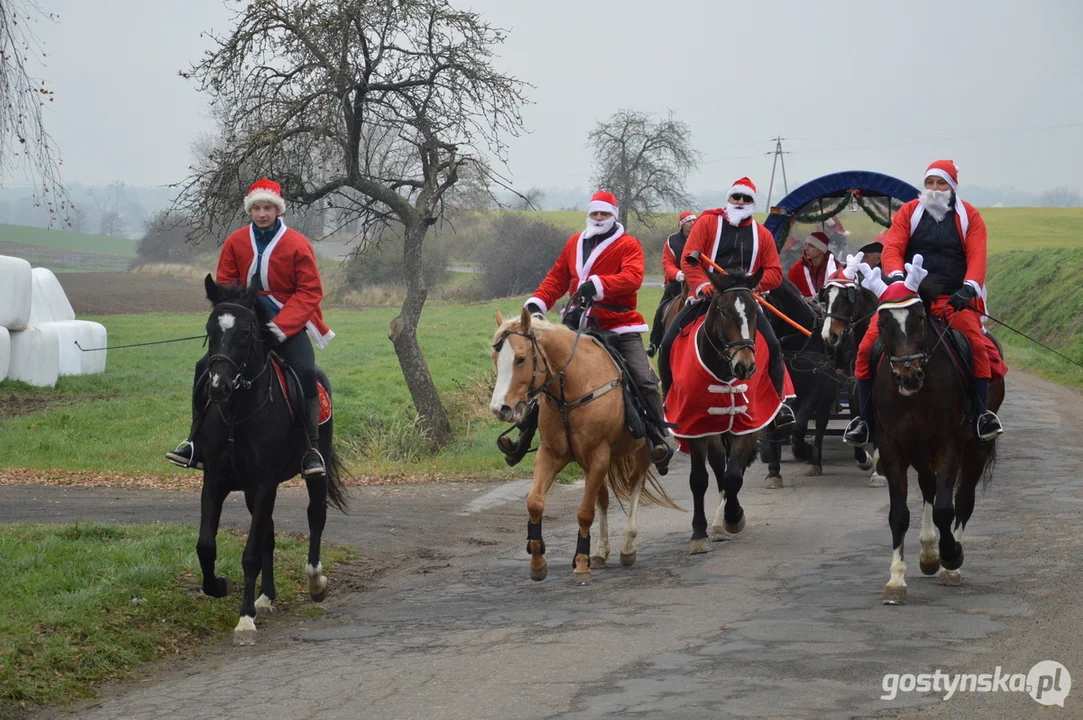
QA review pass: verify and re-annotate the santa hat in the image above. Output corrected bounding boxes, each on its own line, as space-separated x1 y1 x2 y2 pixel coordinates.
727 177 757 205
587 190 619 217
678 210 697 227
804 231 830 253
924 159 959 192
243 178 286 214
824 268 856 289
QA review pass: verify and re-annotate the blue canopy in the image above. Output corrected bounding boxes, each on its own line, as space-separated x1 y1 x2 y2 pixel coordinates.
764 170 920 247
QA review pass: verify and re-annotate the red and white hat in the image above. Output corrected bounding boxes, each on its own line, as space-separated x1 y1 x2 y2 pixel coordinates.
877 283 922 311
243 178 286 214
824 268 856 289
804 231 830 252
924 159 959 192
678 210 697 227
587 190 619 217
727 177 758 204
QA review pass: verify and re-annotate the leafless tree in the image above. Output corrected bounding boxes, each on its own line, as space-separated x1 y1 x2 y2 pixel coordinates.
177 0 528 446
98 209 125 237
1038 185 1081 208
588 110 699 229
0 1 70 223
513 186 545 211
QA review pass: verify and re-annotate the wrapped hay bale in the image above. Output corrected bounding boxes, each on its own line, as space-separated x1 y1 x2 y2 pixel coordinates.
43 320 108 375
8 324 60 387
0 255 33 330
28 267 76 325
0 326 10 380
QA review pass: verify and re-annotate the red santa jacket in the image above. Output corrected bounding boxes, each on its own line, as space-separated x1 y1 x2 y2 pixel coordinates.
526 225 648 333
680 209 783 299
882 198 988 293
662 234 682 284
216 223 335 349
787 253 838 297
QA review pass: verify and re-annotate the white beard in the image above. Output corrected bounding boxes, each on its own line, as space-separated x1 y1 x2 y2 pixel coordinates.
725 203 755 226
581 216 615 239
920 189 952 222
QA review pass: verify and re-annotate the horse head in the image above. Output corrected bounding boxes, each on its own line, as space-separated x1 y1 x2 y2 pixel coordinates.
489 307 551 423
204 274 268 403
704 267 763 381
871 257 931 396
820 253 874 349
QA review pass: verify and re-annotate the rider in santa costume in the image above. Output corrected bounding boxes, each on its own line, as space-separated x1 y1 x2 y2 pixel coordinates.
166 178 334 477
787 231 839 297
497 191 674 472
657 177 795 428
844 159 1004 446
647 210 697 357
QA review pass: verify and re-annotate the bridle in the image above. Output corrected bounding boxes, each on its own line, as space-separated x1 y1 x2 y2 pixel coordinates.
701 287 757 374
822 284 876 345
206 302 272 416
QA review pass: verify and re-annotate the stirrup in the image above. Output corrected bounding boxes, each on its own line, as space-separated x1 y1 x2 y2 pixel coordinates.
302 448 327 477
166 440 203 470
843 418 869 447
646 343 658 358
976 412 1004 442
773 403 795 429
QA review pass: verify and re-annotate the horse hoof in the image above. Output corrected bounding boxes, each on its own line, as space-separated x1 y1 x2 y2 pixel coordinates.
529 561 548 582
590 555 608 569
709 527 732 542
233 616 257 645
689 538 711 555
882 586 907 605
805 464 822 477
938 568 962 586
619 551 637 567
869 473 887 488
723 514 746 535
941 546 964 571
919 557 941 576
254 594 275 618
857 451 874 472
204 576 230 599
573 571 592 586
308 575 329 603
765 475 784 489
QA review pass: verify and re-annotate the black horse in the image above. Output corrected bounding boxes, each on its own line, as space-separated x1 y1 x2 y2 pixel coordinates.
874 283 1003 605
197 276 348 644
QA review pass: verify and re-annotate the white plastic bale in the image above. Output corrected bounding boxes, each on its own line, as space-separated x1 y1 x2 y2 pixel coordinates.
0 326 10 380
41 320 108 375
28 268 76 325
7 324 60 387
0 255 33 330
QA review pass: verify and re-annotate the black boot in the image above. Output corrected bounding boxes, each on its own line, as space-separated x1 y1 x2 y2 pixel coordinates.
643 390 674 475
844 378 875 447
973 378 1004 441
166 378 206 470
768 354 795 429
302 397 327 477
497 402 539 467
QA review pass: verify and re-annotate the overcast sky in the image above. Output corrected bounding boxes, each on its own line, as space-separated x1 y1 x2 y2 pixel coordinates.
12 0 1083 195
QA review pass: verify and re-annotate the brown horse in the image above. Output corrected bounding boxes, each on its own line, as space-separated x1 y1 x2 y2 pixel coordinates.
490 308 679 584
874 286 1004 604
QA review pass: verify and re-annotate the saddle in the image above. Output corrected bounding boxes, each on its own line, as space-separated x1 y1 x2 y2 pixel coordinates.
269 353 333 426
581 325 671 441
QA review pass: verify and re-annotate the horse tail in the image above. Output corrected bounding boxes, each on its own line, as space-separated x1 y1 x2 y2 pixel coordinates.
980 438 997 492
606 443 682 511
324 444 350 513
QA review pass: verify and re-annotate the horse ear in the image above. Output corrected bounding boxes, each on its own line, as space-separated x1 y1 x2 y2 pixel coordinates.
495 309 505 326
747 267 764 290
520 305 532 331
205 274 222 304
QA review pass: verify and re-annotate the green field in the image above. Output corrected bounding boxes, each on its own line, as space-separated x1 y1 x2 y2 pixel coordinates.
0 522 352 717
0 223 138 257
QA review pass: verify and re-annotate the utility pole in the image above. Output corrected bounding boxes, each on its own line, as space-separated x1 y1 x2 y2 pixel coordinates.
764 136 790 210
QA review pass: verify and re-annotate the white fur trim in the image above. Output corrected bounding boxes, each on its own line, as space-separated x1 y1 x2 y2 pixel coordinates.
244 190 285 214
608 323 649 334
525 296 548 314
246 221 289 289
576 224 624 281
924 168 957 192
695 281 712 299
964 279 982 294
588 275 604 300
679 214 697 227
587 199 619 217
803 266 815 296
804 235 828 252
728 184 757 203
264 293 335 350
266 322 287 343
676 271 685 282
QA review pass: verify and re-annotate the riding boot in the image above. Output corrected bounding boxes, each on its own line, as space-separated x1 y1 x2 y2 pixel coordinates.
643 390 674 475
768 353 795 429
302 397 327 477
843 378 875 447
497 401 539 467
973 378 1004 441
166 377 207 470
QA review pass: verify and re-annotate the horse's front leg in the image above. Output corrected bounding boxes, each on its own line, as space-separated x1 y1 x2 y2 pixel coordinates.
933 461 963 582
882 451 911 605
806 394 830 476
196 479 230 598
765 431 783 489
304 473 330 602
573 450 609 585
707 438 732 540
591 481 610 568
244 491 277 617
526 445 567 582
721 434 751 535
235 483 278 645
688 440 711 554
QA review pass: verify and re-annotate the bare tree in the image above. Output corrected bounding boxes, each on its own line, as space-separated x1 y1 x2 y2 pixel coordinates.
98 209 125 237
513 186 545 211
1038 185 1081 208
177 0 528 446
588 110 699 228
0 1 70 223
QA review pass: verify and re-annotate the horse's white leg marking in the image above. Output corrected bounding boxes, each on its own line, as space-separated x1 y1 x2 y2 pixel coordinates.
306 561 328 597
821 288 839 342
217 313 235 332
710 490 731 540
489 343 516 415
887 548 907 589
233 615 257 645
620 480 644 557
953 525 965 543
595 500 611 561
734 297 750 339
254 593 274 616
919 502 938 558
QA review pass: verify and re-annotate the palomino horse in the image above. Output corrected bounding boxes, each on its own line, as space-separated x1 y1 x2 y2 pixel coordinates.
490 307 679 584
197 277 348 643
820 281 885 487
874 283 1004 604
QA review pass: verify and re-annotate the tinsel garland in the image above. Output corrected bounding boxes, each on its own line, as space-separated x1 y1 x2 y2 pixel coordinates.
775 190 893 246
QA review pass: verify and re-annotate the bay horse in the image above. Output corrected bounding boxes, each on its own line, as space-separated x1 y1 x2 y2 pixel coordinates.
874 282 1004 604
197 276 348 643
490 307 679 585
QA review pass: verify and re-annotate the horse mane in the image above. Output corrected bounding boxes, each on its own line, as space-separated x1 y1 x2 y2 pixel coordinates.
712 270 755 293
492 313 560 345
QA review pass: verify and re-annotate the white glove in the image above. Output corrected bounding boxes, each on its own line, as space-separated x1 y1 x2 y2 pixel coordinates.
842 252 864 280
676 271 685 282
903 254 928 292
859 265 888 298
266 322 287 343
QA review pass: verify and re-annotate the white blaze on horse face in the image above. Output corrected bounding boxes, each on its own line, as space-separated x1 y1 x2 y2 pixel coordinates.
218 313 236 333
734 297 751 340
489 341 517 416
888 308 910 339
210 373 221 388
821 288 840 342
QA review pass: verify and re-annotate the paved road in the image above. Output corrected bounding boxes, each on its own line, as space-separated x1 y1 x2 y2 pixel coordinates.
8 372 1082 719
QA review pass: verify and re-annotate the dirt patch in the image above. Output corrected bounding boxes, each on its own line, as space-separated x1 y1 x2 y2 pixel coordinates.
55 272 212 315
0 390 117 421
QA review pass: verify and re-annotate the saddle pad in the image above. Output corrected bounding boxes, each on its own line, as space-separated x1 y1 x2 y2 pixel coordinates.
665 315 795 453
272 358 332 425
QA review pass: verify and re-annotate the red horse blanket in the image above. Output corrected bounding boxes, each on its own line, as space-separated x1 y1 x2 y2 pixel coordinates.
664 315 795 453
